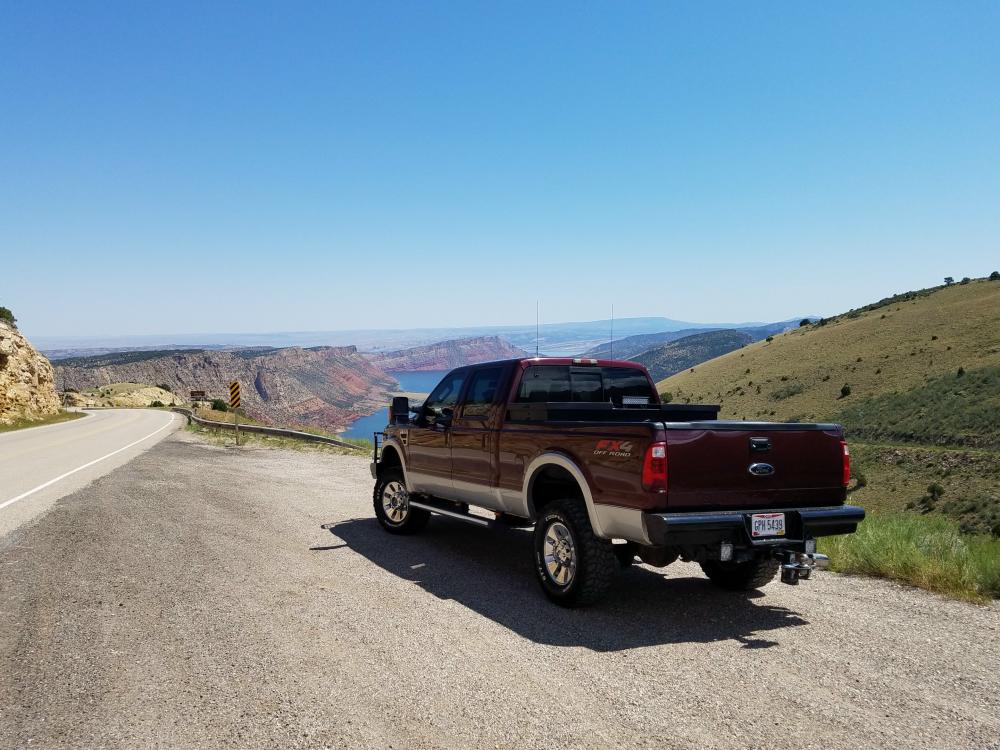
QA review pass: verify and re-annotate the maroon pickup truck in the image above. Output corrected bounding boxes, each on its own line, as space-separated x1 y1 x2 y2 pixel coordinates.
370 357 864 606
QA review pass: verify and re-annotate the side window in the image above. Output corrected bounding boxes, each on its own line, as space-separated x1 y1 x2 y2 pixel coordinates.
461 367 504 418
516 366 570 402
423 370 467 419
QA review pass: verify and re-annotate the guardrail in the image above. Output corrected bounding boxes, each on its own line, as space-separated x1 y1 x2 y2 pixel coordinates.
172 407 366 451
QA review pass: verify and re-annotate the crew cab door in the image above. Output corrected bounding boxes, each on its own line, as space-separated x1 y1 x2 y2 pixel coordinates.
406 369 466 498
450 364 508 510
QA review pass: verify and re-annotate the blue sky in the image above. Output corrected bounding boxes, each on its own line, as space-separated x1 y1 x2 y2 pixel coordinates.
2 2 998 339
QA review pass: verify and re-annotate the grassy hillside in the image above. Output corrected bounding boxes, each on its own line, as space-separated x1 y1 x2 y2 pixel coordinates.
656 277 1000 598
657 278 1000 425
632 330 753 381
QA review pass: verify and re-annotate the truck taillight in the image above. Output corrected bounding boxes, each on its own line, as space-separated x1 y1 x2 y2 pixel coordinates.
841 440 851 487
642 441 668 493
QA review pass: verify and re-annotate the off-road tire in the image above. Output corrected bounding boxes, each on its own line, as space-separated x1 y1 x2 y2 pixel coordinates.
533 499 617 607
700 557 779 591
373 468 429 535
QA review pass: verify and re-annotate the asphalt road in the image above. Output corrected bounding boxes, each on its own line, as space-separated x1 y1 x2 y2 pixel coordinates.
0 408 179 538
1 431 998 749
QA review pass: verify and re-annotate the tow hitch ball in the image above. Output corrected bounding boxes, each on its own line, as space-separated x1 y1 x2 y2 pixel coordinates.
776 550 830 585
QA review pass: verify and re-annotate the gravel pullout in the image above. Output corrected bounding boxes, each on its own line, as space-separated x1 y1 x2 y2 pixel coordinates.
1 431 998 749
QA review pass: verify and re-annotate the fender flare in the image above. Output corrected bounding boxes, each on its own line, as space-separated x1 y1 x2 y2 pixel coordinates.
522 452 608 537
378 438 410 487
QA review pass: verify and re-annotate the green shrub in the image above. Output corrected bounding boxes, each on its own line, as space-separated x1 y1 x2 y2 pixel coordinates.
150 400 165 408
0 306 15 328
960 277 971 285
799 318 811 327
659 391 673 403
840 383 852 398
819 513 1000 601
837 366 1000 449
770 383 804 400
211 399 229 412
990 271 1000 281
157 384 172 393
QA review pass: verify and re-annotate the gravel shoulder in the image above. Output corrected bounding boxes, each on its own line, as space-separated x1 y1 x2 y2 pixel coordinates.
1 431 998 750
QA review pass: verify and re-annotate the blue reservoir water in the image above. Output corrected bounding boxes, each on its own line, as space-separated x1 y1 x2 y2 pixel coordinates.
340 370 446 440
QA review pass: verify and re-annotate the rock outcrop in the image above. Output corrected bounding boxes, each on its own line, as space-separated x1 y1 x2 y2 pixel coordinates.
65 384 181 409
55 346 397 432
371 336 527 371
0 321 61 424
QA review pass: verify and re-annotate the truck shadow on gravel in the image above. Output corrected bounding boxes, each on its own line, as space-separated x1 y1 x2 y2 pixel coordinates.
323 518 808 652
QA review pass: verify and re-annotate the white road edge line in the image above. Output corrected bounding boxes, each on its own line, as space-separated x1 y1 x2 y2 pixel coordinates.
0 413 176 511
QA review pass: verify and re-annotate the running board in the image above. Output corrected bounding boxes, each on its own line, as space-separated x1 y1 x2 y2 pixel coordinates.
409 499 492 527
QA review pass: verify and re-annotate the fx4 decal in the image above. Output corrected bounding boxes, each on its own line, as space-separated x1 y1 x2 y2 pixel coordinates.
593 439 634 458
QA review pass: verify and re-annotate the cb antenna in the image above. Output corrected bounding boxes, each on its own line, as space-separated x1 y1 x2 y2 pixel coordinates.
610 303 614 360
535 300 540 357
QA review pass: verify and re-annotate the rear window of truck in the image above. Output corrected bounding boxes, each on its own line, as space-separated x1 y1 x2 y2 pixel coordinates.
515 365 655 405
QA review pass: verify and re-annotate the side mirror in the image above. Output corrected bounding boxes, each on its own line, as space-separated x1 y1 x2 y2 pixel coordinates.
389 396 410 424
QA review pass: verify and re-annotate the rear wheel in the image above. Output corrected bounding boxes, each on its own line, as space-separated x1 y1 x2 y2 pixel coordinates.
373 468 429 534
700 557 779 591
533 499 617 607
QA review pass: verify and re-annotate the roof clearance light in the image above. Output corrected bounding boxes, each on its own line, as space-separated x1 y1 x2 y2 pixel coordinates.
572 358 598 365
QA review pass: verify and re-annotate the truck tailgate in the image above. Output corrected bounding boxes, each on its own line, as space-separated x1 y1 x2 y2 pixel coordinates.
664 422 847 511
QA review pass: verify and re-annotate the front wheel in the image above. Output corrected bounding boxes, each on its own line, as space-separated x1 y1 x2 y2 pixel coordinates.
532 499 617 607
373 468 429 534
700 557 779 591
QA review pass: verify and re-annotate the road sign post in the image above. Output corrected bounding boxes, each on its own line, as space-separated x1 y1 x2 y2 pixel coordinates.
229 381 241 446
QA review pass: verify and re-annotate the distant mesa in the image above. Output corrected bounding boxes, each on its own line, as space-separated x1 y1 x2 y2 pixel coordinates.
50 335 527 432
55 345 397 433
370 336 528 372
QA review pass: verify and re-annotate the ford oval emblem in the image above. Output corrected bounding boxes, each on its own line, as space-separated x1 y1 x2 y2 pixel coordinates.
748 462 775 477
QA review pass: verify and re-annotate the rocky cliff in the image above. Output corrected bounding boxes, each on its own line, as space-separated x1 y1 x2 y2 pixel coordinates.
56 346 397 431
0 321 61 424
372 336 527 371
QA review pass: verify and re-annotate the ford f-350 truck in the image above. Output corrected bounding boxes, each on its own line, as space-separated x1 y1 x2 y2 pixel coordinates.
370 357 864 606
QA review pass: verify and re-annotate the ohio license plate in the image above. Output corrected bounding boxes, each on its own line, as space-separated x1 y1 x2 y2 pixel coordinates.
751 513 786 538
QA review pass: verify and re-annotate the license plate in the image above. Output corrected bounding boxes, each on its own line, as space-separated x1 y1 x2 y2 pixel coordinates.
751 513 786 537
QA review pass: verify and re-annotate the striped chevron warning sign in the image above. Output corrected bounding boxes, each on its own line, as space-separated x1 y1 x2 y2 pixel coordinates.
229 381 241 409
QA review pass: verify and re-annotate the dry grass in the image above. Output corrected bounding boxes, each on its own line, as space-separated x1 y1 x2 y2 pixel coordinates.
820 514 1000 603
185 423 363 455
0 410 87 433
193 406 262 425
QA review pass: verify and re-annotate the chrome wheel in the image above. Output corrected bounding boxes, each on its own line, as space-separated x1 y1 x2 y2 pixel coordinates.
381 480 409 524
542 520 577 587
